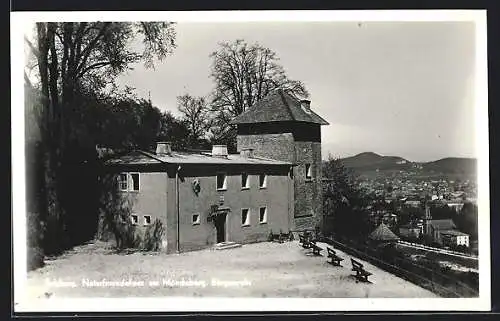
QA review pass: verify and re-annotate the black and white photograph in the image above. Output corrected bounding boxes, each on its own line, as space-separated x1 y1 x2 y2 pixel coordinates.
12 10 490 312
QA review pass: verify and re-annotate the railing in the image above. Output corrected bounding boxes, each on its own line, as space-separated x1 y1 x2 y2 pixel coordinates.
397 240 478 259
324 237 479 298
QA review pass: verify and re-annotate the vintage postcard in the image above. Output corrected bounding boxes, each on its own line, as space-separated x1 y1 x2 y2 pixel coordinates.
11 10 490 312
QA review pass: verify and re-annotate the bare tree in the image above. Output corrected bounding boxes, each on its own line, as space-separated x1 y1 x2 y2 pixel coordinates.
177 94 211 147
209 39 309 144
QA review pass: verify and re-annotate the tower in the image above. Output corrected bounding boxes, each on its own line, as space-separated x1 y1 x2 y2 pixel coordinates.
424 201 432 236
232 89 329 231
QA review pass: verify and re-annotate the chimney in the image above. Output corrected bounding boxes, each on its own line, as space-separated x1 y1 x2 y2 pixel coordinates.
212 145 228 158
156 142 172 155
300 99 311 110
240 148 254 158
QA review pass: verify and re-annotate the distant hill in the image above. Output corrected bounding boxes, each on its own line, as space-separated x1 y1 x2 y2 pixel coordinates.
339 152 477 179
421 157 477 175
340 152 412 172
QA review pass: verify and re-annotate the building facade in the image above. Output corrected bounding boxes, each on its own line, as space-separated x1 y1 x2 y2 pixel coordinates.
104 89 329 253
440 230 470 248
106 144 294 253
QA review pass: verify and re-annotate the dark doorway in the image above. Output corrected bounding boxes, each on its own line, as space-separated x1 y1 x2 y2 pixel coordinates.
214 213 226 243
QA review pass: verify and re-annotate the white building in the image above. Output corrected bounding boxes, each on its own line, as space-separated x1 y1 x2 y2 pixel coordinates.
440 230 470 248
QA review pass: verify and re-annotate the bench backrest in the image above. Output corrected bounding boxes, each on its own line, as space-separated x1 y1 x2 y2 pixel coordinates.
327 247 335 255
351 258 363 269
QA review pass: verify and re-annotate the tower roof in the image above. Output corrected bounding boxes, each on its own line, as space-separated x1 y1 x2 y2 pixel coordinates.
231 89 329 125
369 223 400 242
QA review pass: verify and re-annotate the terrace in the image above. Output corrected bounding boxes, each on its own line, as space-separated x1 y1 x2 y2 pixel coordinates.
25 240 436 299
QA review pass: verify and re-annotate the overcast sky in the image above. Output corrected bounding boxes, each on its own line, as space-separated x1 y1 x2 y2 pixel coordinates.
117 21 476 162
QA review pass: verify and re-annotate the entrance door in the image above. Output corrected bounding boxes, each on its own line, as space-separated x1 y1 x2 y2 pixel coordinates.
215 213 226 243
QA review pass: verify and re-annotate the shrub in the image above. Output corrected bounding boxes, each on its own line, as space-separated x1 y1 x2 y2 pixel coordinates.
142 218 165 251
98 174 141 250
27 246 45 271
27 211 45 270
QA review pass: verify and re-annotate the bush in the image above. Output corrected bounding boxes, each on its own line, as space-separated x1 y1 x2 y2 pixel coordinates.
142 218 165 251
27 211 45 270
98 174 141 250
27 246 45 271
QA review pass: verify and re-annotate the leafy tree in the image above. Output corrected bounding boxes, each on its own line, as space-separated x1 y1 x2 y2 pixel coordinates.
157 111 191 151
208 39 309 146
455 202 478 240
322 155 371 241
398 206 423 227
25 22 177 256
82 92 165 151
176 94 212 148
430 203 456 220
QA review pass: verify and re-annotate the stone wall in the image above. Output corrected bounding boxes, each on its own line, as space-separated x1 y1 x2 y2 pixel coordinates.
237 133 295 163
293 141 323 231
237 133 323 232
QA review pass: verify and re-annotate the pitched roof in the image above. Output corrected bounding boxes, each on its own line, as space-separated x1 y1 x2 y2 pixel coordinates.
429 219 456 230
105 150 162 165
399 224 420 230
369 223 400 242
106 150 292 166
439 229 469 237
231 89 329 125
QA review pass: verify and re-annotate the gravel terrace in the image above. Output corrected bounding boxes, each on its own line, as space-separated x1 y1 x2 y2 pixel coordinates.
25 240 437 299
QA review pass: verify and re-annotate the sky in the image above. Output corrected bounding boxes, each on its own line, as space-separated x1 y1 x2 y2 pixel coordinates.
116 21 477 162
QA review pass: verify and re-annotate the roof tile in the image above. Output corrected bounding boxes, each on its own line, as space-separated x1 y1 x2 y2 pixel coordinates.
231 89 329 125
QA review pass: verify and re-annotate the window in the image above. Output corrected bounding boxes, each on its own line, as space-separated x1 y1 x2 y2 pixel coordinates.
259 207 267 224
259 174 267 188
241 173 249 189
118 172 140 191
192 213 200 225
118 173 128 191
130 173 140 191
216 173 227 190
143 215 152 226
241 208 250 226
305 164 312 179
130 214 138 225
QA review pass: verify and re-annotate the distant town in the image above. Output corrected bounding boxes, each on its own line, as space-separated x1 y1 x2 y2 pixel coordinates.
339 152 478 256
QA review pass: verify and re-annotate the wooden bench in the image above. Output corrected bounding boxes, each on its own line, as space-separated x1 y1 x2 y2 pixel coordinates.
310 243 323 256
350 258 372 282
301 239 311 249
299 234 314 247
326 247 344 266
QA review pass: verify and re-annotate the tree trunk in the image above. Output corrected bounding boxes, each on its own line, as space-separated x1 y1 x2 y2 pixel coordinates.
34 22 70 255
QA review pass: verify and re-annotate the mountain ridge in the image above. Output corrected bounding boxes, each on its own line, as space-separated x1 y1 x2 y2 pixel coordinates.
341 152 476 164
338 152 477 177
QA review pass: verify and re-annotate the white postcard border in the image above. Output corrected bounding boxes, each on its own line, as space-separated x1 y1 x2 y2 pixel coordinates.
11 10 490 312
